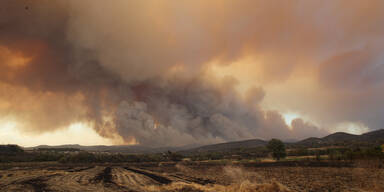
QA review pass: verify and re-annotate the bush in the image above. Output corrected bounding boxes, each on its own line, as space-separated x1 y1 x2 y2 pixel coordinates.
329 150 342 160
59 152 96 163
33 152 63 162
167 151 184 161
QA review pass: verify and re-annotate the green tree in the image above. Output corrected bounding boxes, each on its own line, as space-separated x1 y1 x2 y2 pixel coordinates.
267 139 286 160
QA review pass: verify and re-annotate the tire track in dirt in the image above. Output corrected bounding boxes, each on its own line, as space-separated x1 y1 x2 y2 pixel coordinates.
91 167 113 183
90 167 138 192
112 167 159 188
0 169 60 192
168 173 214 185
66 166 95 173
45 166 105 192
20 174 59 192
124 167 172 185
137 166 214 186
0 173 61 192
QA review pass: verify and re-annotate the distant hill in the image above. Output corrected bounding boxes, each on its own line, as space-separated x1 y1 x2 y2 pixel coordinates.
293 137 324 148
26 129 384 153
184 139 267 153
184 129 384 152
322 132 358 142
360 129 384 141
292 129 384 148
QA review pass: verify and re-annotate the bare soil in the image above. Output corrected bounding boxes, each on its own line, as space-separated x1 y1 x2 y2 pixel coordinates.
0 161 383 192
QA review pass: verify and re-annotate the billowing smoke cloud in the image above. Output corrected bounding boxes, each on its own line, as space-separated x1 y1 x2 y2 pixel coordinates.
3 0 384 146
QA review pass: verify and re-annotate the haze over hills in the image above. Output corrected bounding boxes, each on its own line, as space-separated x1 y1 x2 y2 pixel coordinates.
26 129 384 153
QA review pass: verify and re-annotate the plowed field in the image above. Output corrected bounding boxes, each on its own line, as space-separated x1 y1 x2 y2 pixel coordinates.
0 162 383 192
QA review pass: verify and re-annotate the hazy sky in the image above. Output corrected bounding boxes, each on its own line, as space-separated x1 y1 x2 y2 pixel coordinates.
1 0 383 147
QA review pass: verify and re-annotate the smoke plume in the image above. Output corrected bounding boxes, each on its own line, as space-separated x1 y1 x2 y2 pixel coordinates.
4 0 384 146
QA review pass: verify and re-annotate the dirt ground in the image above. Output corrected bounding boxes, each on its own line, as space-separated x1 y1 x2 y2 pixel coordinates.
0 162 383 192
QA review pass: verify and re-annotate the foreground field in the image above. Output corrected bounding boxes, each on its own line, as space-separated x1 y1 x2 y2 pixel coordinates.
0 162 383 192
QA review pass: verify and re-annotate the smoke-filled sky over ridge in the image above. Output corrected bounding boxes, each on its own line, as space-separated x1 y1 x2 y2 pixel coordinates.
0 0 384 147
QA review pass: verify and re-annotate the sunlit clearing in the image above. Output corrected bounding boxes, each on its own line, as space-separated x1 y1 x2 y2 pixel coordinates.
0 120 115 147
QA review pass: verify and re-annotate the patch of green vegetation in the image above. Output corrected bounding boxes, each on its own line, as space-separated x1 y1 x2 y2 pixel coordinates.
1 143 383 164
267 139 286 161
329 146 384 161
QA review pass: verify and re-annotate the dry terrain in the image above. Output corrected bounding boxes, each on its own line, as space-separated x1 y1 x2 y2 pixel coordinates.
0 162 383 192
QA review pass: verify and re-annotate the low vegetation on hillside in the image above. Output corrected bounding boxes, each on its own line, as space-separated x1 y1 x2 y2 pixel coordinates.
1 141 383 164
1 130 384 164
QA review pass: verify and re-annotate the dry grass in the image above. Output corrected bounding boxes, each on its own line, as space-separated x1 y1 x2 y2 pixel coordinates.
146 180 291 192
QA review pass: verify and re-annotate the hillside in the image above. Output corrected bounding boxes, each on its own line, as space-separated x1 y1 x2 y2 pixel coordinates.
292 129 384 148
322 132 358 142
26 129 384 153
360 129 384 141
184 139 267 153
186 129 384 152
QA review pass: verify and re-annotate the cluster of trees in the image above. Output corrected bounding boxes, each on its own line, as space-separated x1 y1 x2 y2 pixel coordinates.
328 146 384 161
185 147 270 161
0 151 65 163
0 145 30 162
288 148 328 156
1 142 383 163
59 151 185 163
0 145 24 154
263 139 383 161
0 141 287 163
0 151 186 164
0 145 187 163
36 148 81 152
55 143 382 163
288 146 384 161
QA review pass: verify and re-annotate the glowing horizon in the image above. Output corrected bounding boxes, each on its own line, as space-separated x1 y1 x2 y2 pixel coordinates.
0 120 119 147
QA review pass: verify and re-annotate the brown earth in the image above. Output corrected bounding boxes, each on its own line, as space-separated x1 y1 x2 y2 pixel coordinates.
0 162 383 192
